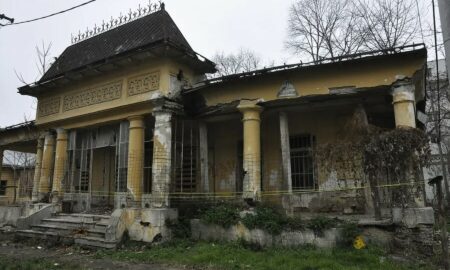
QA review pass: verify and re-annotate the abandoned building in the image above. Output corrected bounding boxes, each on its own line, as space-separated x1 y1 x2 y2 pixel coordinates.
0 4 435 247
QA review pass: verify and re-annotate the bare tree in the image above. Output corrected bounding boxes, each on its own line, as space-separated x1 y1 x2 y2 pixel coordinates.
286 0 365 62
14 41 53 85
354 0 419 51
286 0 420 61
211 48 268 78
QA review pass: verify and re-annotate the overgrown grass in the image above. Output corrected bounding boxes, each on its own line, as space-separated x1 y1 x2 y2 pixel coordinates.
0 257 78 270
95 240 435 270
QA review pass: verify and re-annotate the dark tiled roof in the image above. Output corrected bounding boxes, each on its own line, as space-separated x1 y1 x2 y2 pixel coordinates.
40 9 194 82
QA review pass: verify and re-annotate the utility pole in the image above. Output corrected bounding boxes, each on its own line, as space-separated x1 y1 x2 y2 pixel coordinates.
0 14 14 25
429 176 449 270
438 0 450 84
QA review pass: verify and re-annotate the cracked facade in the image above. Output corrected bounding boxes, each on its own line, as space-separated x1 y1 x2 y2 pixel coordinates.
0 6 431 244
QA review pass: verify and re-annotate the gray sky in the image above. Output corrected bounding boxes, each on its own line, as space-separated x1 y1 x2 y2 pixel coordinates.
0 0 439 128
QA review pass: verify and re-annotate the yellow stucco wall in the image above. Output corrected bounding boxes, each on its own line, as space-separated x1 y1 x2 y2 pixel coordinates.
0 168 15 205
35 58 201 130
207 107 358 196
199 54 425 107
0 167 33 205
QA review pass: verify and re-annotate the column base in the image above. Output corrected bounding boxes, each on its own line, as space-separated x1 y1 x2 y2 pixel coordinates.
141 208 178 226
38 192 51 203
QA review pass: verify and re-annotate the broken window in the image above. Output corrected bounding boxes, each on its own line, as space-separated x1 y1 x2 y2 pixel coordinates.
236 140 244 193
143 124 153 193
173 120 198 193
290 134 316 190
116 121 129 192
0 180 6 196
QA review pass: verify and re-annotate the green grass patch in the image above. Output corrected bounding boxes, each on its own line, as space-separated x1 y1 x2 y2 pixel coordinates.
95 240 435 270
0 256 79 270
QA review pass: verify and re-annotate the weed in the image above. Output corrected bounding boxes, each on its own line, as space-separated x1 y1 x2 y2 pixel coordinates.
166 218 191 239
338 222 362 248
307 216 338 237
241 206 287 235
200 203 241 228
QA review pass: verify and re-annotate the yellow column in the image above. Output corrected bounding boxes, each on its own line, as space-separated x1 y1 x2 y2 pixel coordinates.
51 128 68 202
237 101 263 201
127 115 145 206
38 132 55 201
32 137 44 202
391 79 416 128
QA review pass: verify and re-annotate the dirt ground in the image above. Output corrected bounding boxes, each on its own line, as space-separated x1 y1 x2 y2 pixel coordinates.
0 240 185 270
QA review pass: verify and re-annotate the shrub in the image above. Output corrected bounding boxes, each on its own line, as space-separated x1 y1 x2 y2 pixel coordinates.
166 218 191 239
241 206 288 235
338 222 362 248
285 216 305 231
307 216 337 237
200 203 241 228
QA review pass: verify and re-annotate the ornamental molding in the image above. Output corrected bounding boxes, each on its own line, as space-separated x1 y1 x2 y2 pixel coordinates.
38 97 61 117
277 81 298 98
63 81 123 111
127 72 160 96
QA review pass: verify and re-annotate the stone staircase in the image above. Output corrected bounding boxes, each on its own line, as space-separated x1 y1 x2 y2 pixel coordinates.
16 213 118 248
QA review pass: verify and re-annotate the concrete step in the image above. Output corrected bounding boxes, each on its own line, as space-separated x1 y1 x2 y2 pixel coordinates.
16 229 117 249
74 236 117 249
51 214 111 223
15 229 74 244
16 212 118 249
31 224 106 238
41 218 109 230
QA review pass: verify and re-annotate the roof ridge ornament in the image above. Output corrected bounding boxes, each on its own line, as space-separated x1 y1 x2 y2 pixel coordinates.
70 1 165 45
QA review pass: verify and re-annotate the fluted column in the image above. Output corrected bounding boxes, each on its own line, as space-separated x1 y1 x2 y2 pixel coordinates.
391 78 416 128
32 137 44 201
51 128 68 202
238 101 263 201
127 115 145 206
151 110 172 208
39 132 55 201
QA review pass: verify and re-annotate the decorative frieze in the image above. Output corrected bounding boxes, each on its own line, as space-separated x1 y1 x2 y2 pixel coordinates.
63 81 123 111
38 97 61 117
128 72 160 96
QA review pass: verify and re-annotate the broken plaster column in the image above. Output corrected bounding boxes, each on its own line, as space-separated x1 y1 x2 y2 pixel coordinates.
151 110 172 208
31 137 44 202
279 112 292 193
127 115 145 206
391 78 425 207
38 132 55 201
0 148 3 184
391 78 416 128
199 121 209 193
51 128 68 203
238 101 263 201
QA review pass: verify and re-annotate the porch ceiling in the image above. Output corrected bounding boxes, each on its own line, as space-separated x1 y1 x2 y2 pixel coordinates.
0 121 40 153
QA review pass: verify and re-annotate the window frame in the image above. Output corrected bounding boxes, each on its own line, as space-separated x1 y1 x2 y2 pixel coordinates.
289 134 317 190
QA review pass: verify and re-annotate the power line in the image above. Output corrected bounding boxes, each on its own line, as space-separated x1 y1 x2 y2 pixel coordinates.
1 0 96 27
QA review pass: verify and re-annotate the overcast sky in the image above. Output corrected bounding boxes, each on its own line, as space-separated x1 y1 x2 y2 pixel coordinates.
0 0 440 128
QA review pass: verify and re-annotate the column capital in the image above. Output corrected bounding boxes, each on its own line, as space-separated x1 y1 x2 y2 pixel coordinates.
237 100 263 113
37 137 45 149
391 77 415 106
128 115 145 129
55 128 68 141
